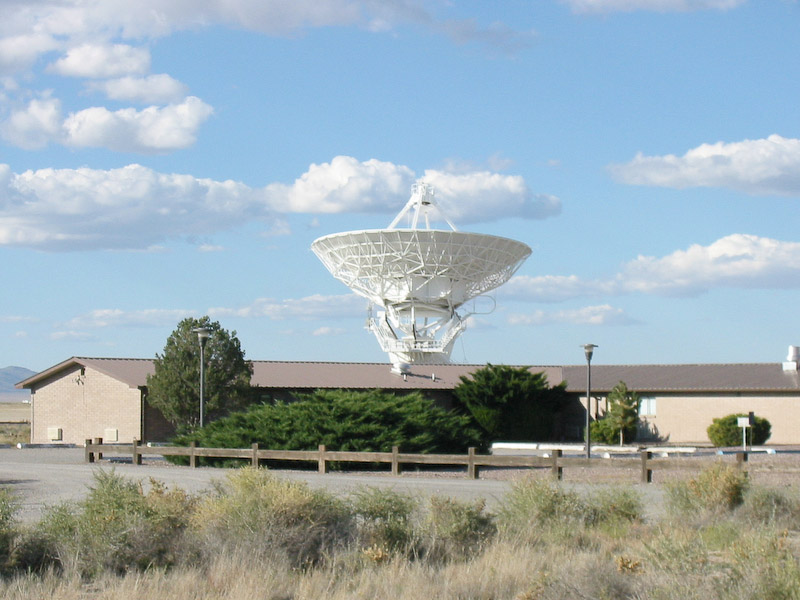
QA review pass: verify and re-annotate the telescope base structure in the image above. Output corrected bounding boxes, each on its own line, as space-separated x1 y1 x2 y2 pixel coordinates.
368 305 465 372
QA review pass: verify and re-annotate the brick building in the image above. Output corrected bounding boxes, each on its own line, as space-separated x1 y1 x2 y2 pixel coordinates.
16 352 800 445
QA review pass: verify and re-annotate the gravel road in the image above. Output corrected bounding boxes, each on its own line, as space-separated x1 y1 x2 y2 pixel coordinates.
0 447 668 523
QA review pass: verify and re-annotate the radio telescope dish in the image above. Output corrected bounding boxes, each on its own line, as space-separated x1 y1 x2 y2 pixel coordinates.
311 183 531 371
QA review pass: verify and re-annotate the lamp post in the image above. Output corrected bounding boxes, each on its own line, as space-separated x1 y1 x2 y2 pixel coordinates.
193 327 211 428
581 344 598 459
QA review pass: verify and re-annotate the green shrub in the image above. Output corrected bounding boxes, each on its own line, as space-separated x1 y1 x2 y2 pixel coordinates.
590 381 640 445
351 487 418 553
174 389 483 465
589 417 637 446
665 463 749 516
707 413 771 447
190 467 352 568
424 496 495 561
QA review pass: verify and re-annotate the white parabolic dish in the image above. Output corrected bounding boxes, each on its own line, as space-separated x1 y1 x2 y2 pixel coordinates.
311 183 531 370
312 229 530 309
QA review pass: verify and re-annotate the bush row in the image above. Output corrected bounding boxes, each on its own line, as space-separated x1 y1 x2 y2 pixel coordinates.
0 463 797 583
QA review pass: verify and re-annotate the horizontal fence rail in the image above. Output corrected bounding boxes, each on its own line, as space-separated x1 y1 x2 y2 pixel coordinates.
84 438 751 483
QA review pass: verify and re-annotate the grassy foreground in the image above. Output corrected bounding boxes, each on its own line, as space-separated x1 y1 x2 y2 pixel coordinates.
1 464 800 599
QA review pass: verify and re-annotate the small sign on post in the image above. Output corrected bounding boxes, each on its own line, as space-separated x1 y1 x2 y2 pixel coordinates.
737 416 751 451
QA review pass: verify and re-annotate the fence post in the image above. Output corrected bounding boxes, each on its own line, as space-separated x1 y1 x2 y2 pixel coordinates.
93 437 103 460
132 439 142 465
467 447 478 479
85 439 94 463
318 444 328 474
252 443 259 467
391 446 400 476
736 451 749 476
551 449 563 480
189 441 196 468
640 450 652 483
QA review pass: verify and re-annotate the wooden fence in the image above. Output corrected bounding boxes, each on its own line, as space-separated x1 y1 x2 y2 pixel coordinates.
84 438 752 483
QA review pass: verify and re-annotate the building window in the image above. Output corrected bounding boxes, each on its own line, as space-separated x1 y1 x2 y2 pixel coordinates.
639 396 656 417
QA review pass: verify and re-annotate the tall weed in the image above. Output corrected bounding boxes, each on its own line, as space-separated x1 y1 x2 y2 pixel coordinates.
190 467 352 568
424 496 495 562
665 463 748 517
351 487 418 554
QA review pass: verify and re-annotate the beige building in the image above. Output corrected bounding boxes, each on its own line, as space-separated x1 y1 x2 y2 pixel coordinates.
17 354 800 446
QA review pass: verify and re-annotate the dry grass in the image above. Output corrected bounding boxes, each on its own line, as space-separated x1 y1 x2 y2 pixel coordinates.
2 463 800 599
0 423 29 446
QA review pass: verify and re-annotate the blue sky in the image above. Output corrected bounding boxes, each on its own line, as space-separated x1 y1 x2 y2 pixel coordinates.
2 0 800 372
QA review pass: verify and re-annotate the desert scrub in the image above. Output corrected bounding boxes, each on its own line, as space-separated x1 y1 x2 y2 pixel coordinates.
740 485 800 528
424 496 495 562
17 470 196 577
351 487 418 554
726 530 800 600
584 486 644 527
0 488 18 573
498 477 586 536
190 467 353 568
665 462 749 517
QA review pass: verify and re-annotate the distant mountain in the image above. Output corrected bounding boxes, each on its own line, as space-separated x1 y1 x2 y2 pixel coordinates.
0 366 35 393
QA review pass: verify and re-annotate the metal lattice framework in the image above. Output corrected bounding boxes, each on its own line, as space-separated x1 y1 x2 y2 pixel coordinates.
311 183 531 371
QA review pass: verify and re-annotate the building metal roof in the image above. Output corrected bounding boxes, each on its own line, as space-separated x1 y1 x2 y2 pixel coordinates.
16 357 800 394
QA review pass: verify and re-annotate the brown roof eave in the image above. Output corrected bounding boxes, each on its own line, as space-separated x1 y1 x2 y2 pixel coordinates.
15 356 86 389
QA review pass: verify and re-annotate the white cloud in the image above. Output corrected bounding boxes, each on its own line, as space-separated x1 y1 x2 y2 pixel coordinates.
0 33 59 74
620 234 800 295
64 308 195 329
0 158 552 250
506 234 800 302
48 43 150 78
312 326 346 336
209 294 365 320
266 156 415 214
422 169 561 224
0 163 267 250
562 0 745 13
0 97 62 150
610 135 800 196
88 74 189 104
0 1 533 74
50 330 95 341
508 305 634 326
62 96 213 152
264 157 561 224
1 95 212 152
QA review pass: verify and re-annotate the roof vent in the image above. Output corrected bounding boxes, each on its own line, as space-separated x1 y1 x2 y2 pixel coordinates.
391 362 411 376
782 345 799 371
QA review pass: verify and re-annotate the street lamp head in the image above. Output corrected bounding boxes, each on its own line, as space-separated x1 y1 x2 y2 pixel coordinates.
581 343 598 363
193 327 211 347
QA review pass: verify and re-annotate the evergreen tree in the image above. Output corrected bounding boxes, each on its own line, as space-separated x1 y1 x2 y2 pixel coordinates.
452 364 568 446
146 317 253 431
591 381 640 445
